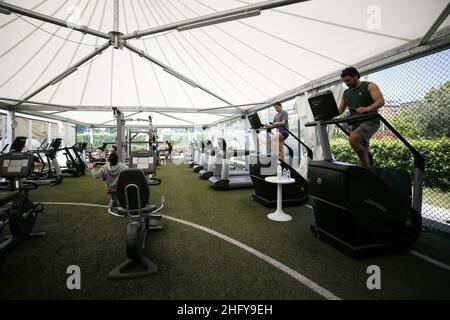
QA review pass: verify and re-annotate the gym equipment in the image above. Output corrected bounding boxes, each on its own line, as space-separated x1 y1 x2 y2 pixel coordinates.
208 138 253 190
193 141 208 173
305 90 424 258
9 136 27 152
247 112 312 207
108 169 164 280
60 144 86 177
28 138 63 186
0 152 44 254
199 141 218 179
189 140 201 168
128 151 161 186
108 151 161 216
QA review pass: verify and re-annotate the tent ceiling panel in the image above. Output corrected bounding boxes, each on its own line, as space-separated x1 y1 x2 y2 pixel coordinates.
0 0 448 127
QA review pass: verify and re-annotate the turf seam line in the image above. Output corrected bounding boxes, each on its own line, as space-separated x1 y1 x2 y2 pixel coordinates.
42 201 340 300
166 215 341 301
408 250 450 271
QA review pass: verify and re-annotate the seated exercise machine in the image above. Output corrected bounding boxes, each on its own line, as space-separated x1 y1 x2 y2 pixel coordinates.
305 90 424 258
108 169 165 279
128 151 161 186
108 150 161 216
0 152 44 254
247 112 312 207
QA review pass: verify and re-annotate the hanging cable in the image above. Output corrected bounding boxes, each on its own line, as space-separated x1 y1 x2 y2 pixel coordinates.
184 0 312 81
13 14 98 47
159 1 235 107
48 0 100 103
161 0 250 103
1 0 77 90
20 0 91 98
233 0 412 42
0 0 64 59
80 0 108 106
158 1 247 104
151 0 225 107
139 0 195 107
122 0 142 109
155 0 219 107
0 0 48 29
131 0 169 108
158 0 268 101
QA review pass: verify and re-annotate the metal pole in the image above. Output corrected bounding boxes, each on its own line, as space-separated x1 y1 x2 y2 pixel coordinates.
121 0 309 40
113 107 126 163
28 119 33 151
6 110 15 148
18 42 111 106
0 1 109 39
113 0 120 32
419 2 450 46
124 43 239 110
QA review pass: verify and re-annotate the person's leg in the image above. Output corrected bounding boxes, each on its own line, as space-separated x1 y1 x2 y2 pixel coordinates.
278 133 285 161
350 122 379 169
348 132 370 168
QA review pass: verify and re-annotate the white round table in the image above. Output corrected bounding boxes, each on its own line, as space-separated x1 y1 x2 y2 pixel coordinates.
264 176 296 221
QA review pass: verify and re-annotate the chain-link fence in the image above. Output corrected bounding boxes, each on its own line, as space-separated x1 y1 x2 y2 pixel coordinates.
331 49 450 233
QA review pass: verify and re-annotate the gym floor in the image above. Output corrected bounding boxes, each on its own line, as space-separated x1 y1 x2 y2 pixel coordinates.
0 162 449 300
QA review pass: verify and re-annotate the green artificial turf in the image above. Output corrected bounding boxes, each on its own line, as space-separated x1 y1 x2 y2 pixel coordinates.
0 162 449 300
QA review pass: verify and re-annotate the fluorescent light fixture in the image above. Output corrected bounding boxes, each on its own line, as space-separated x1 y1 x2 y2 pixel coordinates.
163 68 198 88
50 68 78 85
177 10 261 31
0 8 11 15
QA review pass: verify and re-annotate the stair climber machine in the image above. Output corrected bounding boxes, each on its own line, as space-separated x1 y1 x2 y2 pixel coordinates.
305 90 424 258
246 112 312 208
208 138 253 190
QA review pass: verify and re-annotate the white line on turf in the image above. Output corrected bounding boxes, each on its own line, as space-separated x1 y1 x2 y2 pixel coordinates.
43 202 450 293
408 250 450 271
42 201 340 300
304 204 450 272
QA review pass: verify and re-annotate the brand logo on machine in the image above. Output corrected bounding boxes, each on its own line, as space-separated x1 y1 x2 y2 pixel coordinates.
317 178 322 185
364 198 387 212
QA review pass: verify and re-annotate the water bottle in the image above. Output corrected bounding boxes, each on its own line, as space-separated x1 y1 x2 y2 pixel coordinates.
277 164 282 178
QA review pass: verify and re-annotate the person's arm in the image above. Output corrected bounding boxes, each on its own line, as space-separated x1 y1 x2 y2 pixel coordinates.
90 164 105 179
356 83 385 114
338 97 347 115
271 112 288 127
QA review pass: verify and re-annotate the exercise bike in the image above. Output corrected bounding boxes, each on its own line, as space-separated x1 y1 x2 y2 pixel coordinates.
0 152 44 254
108 169 164 279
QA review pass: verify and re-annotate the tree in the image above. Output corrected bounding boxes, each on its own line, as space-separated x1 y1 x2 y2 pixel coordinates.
389 81 450 139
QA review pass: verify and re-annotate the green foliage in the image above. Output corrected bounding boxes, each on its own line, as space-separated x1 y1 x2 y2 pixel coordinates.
331 136 450 191
389 106 420 139
388 81 450 139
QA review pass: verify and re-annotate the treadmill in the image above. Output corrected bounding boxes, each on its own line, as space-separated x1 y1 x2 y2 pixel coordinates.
208 138 253 190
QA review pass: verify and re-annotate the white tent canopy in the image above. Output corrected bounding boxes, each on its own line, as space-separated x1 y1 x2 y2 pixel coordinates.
0 0 449 127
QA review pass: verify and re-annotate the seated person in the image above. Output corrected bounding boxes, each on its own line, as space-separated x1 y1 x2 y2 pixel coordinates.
88 152 128 207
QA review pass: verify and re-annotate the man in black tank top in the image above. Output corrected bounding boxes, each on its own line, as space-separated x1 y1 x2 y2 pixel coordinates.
338 67 385 168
